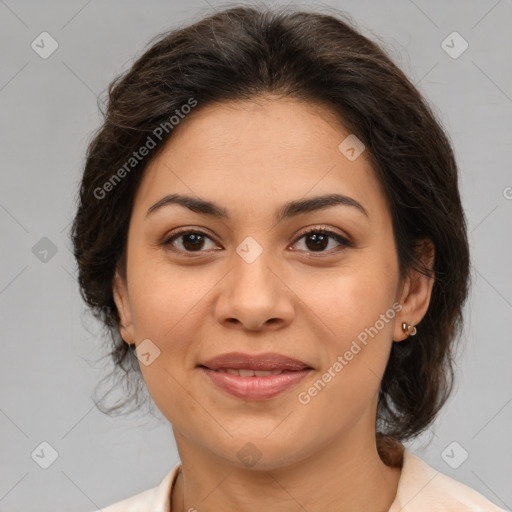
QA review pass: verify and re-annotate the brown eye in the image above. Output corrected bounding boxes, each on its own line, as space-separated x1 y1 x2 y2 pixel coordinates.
292 228 351 253
162 230 217 253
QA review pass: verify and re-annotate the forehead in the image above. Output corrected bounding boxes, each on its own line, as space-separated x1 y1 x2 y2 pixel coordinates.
133 97 389 224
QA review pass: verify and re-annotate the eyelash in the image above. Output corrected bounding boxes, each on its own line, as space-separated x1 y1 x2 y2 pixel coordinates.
161 227 352 257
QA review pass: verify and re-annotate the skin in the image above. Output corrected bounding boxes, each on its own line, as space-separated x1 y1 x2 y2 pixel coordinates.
113 95 434 512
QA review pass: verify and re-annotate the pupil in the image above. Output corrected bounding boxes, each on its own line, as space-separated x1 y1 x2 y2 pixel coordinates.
307 233 328 251
183 233 204 251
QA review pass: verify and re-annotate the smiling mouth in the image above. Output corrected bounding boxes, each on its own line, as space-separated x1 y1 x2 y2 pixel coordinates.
198 366 313 400
201 367 296 376
197 351 313 400
198 351 312 372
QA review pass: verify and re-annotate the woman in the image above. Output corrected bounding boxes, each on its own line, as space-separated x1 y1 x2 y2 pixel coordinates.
72 5 505 511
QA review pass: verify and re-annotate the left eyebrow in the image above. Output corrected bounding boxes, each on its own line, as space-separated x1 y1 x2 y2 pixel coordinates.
146 193 370 223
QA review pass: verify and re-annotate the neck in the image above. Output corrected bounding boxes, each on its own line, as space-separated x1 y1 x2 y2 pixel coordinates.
170 426 403 512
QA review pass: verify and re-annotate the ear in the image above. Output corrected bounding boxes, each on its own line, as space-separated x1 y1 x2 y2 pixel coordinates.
394 238 435 342
112 268 135 345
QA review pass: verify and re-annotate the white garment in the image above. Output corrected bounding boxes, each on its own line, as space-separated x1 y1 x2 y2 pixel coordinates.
94 448 506 511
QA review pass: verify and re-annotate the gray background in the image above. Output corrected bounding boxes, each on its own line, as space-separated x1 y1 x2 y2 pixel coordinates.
0 0 511 510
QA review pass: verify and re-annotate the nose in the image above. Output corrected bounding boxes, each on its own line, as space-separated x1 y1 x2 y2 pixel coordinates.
214 250 295 332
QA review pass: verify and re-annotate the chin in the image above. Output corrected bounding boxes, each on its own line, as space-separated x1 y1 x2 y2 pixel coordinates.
204 430 315 471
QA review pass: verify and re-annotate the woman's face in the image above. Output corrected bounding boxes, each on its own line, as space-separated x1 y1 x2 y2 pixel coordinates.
113 97 430 469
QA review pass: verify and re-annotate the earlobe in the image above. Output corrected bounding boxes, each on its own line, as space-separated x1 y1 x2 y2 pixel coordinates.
394 239 435 342
112 269 135 345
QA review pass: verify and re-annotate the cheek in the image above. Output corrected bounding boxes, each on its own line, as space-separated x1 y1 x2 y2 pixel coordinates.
296 301 396 433
127 255 203 340
297 255 398 398
298 260 398 345
125 258 219 402
124 264 200 413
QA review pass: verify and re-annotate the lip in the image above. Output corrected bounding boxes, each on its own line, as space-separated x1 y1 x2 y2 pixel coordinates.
199 352 311 371
198 352 313 400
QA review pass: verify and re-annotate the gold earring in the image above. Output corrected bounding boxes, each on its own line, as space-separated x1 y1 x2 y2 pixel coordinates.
401 322 417 338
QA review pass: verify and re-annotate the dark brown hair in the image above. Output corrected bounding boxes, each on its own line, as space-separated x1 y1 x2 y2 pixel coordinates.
71 4 470 461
